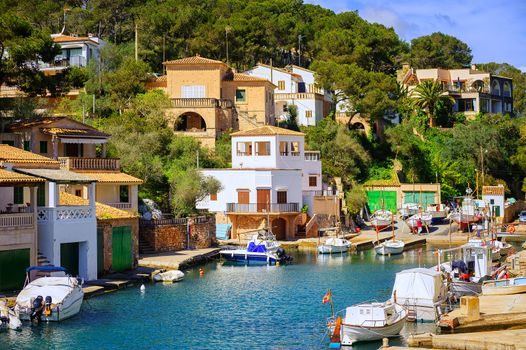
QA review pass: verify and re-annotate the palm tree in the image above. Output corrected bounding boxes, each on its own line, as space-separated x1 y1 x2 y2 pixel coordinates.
411 80 454 127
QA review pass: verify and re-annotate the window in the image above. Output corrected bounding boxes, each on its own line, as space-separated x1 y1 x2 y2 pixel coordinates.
236 142 252 156
278 80 285 90
503 81 512 97
298 82 306 93
309 176 317 187
291 141 300 156
23 141 30 151
279 141 289 156
210 192 217 201
458 99 475 112
14 187 24 205
65 143 83 157
277 191 287 204
305 110 313 118
75 189 82 197
480 99 490 113
1 140 14 146
37 183 45 206
282 104 288 112
39 141 48 154
255 142 271 156
181 85 205 98
119 185 129 203
236 89 246 103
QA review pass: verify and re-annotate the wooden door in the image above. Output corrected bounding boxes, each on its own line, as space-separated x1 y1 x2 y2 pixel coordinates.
237 191 249 212
257 189 270 212
112 226 132 272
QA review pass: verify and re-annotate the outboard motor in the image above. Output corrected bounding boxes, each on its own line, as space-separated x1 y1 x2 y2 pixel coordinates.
30 295 44 322
43 296 52 317
276 247 293 263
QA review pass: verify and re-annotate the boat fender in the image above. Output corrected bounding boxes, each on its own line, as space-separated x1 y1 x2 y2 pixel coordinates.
507 225 516 233
43 296 52 317
498 269 508 280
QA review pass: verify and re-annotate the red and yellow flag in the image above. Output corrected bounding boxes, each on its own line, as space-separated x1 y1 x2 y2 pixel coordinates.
322 289 332 304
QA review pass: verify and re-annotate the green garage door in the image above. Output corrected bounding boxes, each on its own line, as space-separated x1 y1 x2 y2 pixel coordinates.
0 249 30 292
112 226 132 272
366 191 397 213
61 242 79 277
404 192 435 207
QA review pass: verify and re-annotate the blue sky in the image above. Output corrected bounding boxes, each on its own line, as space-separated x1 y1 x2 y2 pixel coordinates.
306 0 526 71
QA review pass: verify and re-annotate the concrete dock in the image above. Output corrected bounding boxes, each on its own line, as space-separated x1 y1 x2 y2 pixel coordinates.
138 247 221 270
406 330 526 350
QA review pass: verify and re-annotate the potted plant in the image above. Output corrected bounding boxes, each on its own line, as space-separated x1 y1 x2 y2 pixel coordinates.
300 205 309 222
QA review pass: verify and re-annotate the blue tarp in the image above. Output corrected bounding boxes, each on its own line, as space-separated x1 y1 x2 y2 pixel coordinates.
216 224 231 240
26 266 67 273
452 260 468 274
247 242 267 253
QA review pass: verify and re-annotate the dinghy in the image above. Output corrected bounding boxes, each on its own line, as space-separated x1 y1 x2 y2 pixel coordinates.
375 217 405 256
318 237 351 254
153 270 184 283
328 301 407 346
482 277 526 296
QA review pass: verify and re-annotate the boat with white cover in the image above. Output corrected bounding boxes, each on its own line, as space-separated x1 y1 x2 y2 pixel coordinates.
153 270 184 283
406 212 432 232
482 277 526 296
15 266 84 322
318 237 351 254
390 268 449 322
328 301 407 346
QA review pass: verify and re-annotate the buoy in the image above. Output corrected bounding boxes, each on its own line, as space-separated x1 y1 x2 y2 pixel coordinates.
140 284 145 292
276 261 280 267
199 268 204 277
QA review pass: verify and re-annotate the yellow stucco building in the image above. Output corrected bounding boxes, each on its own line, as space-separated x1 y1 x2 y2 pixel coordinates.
147 55 276 148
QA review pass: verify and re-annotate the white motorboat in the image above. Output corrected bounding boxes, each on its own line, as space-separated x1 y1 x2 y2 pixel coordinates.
0 298 21 331
328 301 407 346
398 203 420 218
391 268 449 322
153 270 184 283
318 237 351 254
482 277 526 296
426 204 449 224
375 240 405 255
370 210 393 230
220 231 290 264
15 266 84 322
406 212 432 232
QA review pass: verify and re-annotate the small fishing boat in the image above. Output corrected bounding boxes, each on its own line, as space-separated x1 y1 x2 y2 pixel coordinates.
220 231 290 264
426 204 449 224
375 240 405 255
482 277 526 296
449 190 483 230
370 210 393 230
15 266 84 322
406 212 432 233
153 270 184 283
0 298 21 331
465 239 501 261
328 301 407 346
318 237 351 254
398 203 420 219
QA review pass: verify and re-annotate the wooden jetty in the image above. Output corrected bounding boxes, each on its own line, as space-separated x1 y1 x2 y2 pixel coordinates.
406 330 526 350
138 248 220 270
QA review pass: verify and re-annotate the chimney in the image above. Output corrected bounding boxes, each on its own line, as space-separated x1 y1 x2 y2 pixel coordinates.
471 64 477 70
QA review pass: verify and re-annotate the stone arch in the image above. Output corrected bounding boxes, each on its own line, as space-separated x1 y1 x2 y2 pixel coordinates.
491 80 501 96
174 112 207 131
471 80 484 92
272 218 287 241
503 81 511 97
350 122 366 131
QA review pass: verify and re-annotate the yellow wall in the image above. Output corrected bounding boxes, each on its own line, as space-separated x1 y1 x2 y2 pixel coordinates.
165 65 226 99
222 81 274 127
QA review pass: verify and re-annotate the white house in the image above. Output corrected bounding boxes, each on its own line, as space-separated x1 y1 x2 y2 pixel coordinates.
244 64 331 126
39 34 105 71
482 185 505 219
196 125 322 240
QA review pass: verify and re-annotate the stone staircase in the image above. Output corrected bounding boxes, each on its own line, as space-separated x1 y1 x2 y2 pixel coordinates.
139 239 155 255
37 251 53 267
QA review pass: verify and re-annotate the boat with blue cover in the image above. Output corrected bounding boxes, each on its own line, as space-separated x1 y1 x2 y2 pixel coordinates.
219 231 290 264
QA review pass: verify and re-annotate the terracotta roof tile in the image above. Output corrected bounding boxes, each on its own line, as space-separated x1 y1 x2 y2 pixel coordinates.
59 192 138 219
41 127 109 138
164 55 226 66
0 145 60 166
482 185 505 196
9 117 64 129
52 35 99 44
231 125 304 137
224 73 271 83
0 168 44 184
79 172 143 184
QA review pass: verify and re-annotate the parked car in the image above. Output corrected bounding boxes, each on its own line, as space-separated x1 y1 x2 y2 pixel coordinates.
519 211 526 223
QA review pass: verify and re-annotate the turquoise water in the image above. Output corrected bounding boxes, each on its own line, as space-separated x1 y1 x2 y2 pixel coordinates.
1 248 439 350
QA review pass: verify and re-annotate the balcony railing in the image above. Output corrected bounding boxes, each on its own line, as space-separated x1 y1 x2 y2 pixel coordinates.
37 206 94 223
226 202 299 213
305 151 320 161
275 92 322 100
0 213 34 228
170 98 234 109
59 157 120 171
38 56 88 69
105 202 132 210
303 190 339 197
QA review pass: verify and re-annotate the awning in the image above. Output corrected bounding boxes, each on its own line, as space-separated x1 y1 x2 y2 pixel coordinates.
60 138 108 144
14 168 96 184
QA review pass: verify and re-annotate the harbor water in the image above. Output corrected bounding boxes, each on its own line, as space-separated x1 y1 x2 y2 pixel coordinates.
1 248 439 349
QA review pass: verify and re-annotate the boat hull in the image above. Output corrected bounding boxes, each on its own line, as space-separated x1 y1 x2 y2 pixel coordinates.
18 290 83 322
339 314 407 345
375 241 405 256
318 244 350 254
220 250 281 264
450 281 481 298
482 278 526 296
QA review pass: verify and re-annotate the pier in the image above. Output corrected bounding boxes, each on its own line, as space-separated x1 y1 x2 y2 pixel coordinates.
138 248 221 270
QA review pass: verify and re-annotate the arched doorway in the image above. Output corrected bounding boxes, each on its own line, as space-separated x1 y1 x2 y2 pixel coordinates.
350 122 366 132
174 112 206 131
272 218 287 241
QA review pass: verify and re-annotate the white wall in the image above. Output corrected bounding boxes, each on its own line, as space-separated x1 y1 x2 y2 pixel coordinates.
0 187 14 210
482 194 505 218
245 65 297 93
197 169 303 212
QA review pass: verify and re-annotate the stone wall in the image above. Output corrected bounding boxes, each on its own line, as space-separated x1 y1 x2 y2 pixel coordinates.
98 217 139 274
139 216 215 252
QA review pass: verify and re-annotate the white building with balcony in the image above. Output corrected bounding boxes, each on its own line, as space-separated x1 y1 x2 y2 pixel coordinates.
39 34 104 71
244 64 332 126
196 125 322 240
0 145 98 281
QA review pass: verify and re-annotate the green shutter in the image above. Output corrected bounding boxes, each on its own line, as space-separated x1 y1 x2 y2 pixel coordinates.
23 141 30 151
14 187 24 205
39 141 48 154
119 185 129 203
0 249 30 292
403 191 435 207
61 242 79 277
494 206 501 217
366 191 397 213
37 183 45 206
112 226 132 272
